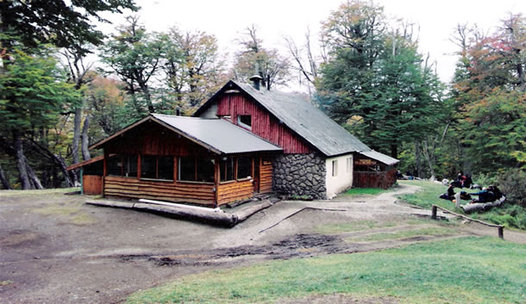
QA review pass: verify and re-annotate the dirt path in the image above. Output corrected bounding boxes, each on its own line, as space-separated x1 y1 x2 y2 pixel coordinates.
1 184 524 303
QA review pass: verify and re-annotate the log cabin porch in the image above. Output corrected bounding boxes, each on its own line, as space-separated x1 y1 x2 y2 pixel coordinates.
69 114 281 207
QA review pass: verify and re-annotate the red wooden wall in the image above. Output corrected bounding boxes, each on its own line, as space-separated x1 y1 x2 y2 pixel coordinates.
215 94 312 154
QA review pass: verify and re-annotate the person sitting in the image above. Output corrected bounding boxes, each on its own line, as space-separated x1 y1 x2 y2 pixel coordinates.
470 187 496 203
439 184 456 201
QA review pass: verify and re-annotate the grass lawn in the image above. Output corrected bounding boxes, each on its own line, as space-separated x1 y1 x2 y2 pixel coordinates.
397 180 455 210
398 180 526 230
127 237 526 304
345 187 392 196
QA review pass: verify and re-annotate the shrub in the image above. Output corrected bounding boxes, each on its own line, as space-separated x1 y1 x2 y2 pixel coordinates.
496 168 526 207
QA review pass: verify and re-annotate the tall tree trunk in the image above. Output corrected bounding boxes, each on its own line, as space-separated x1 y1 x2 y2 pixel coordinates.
81 115 91 161
14 131 31 189
24 157 43 189
0 164 11 189
390 144 398 159
414 141 423 178
71 106 82 183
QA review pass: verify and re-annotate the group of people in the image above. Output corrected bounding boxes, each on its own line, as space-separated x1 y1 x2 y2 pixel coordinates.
439 172 504 204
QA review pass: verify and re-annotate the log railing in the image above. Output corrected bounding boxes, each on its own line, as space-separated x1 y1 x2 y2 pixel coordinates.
431 204 504 239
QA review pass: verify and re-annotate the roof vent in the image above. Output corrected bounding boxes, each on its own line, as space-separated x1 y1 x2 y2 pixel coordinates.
249 75 263 90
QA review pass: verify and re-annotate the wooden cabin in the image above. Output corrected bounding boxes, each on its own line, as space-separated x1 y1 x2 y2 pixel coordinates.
69 78 398 206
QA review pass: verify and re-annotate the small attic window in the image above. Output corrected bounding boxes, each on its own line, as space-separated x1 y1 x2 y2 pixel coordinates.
238 115 252 130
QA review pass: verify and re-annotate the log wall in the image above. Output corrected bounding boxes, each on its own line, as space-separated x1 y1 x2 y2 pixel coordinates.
216 94 312 154
217 179 254 205
104 176 215 206
83 175 102 195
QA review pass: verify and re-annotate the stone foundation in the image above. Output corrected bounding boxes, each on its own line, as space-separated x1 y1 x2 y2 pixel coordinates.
273 153 326 199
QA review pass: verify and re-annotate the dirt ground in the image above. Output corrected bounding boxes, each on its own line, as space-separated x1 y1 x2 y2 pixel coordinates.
1 184 525 304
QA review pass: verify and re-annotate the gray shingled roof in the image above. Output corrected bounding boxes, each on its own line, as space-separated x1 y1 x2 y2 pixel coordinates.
152 114 282 154
231 80 371 157
360 150 399 166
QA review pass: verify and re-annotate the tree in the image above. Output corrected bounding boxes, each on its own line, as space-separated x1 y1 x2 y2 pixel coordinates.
447 14 526 174
100 16 164 114
0 47 79 189
162 28 225 110
0 0 137 55
85 74 128 137
316 1 445 161
233 25 290 89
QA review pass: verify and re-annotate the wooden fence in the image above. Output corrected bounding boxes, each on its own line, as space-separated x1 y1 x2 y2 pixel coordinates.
353 169 397 189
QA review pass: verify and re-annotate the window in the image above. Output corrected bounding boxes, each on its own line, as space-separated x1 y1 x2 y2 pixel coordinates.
237 115 252 129
237 156 251 179
178 156 195 181
107 154 137 177
196 158 214 182
141 155 157 179
220 157 235 182
332 160 338 177
178 157 214 183
346 157 352 173
158 156 174 180
141 155 174 180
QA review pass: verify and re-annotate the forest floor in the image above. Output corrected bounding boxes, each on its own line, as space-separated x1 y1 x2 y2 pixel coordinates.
1 184 525 304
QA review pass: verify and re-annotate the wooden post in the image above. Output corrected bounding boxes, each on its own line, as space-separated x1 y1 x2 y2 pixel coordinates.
102 149 108 197
213 157 220 208
498 226 504 239
137 154 141 179
431 205 437 220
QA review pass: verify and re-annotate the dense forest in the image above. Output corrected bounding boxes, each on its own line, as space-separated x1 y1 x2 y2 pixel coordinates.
0 0 524 206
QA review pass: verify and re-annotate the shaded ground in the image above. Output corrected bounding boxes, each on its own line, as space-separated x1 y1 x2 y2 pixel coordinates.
1 184 524 303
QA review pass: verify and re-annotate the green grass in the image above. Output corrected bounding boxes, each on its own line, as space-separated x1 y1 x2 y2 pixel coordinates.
398 180 455 210
344 187 391 196
127 237 526 304
398 180 526 230
33 200 96 225
0 187 80 197
345 226 458 242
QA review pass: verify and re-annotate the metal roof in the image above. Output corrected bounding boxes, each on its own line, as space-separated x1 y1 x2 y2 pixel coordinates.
229 80 371 157
151 114 282 154
360 150 399 166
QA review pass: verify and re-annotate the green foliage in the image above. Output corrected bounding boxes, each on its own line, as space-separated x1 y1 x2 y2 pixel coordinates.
0 0 137 54
100 16 165 113
496 168 526 207
0 48 80 135
461 89 526 173
161 27 225 110
316 1 446 159
127 237 526 304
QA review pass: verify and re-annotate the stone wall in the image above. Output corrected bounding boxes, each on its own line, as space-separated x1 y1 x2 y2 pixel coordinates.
273 153 326 199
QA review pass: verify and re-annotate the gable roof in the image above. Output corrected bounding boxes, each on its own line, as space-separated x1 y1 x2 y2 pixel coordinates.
195 80 371 157
360 150 399 166
90 114 282 155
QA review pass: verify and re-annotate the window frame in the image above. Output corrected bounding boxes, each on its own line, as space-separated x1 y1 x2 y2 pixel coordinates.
237 115 252 130
140 155 174 182
332 160 338 177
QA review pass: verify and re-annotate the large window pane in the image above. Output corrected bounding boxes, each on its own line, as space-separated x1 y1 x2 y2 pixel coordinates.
196 158 214 182
126 155 138 177
158 156 174 180
237 157 251 179
107 155 122 176
220 157 234 182
141 155 156 179
179 156 195 181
